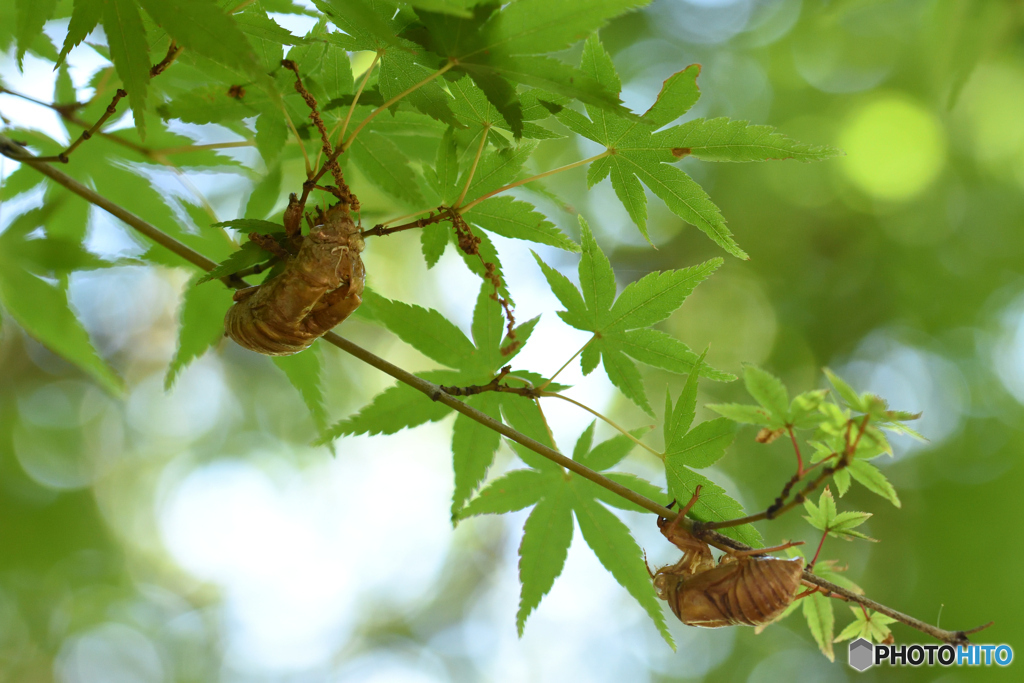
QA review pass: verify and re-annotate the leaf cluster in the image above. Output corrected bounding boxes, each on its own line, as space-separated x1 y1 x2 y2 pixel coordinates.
705 366 922 659
709 364 920 508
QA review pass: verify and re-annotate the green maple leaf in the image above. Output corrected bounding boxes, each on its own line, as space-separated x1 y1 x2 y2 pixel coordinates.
459 418 673 646
802 488 877 542
58 0 102 68
558 35 839 254
273 343 330 436
834 607 897 644
102 0 150 135
662 354 761 548
196 236 279 284
824 367 924 440
337 104 440 205
464 196 579 252
166 273 235 390
804 590 836 661
235 5 307 73
0 208 123 395
313 0 460 126
349 127 426 205
321 282 546 514
534 215 731 415
407 0 644 136
424 126 461 208
708 364 827 431
447 76 561 144
285 19 354 107
416 87 576 249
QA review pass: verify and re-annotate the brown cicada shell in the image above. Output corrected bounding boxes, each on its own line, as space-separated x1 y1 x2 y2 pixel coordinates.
651 487 804 628
225 201 364 355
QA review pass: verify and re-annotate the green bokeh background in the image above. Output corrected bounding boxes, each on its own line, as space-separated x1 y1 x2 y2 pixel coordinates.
1 0 1021 681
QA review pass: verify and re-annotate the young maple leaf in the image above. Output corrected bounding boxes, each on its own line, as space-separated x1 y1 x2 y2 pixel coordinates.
804 590 837 662
559 35 839 254
662 354 762 548
320 282 551 515
710 366 904 508
803 488 878 543
708 364 833 431
834 607 898 645
0 204 122 395
458 416 673 647
534 215 731 416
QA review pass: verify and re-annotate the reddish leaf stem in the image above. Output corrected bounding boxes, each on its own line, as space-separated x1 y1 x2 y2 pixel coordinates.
808 528 828 572
788 425 804 477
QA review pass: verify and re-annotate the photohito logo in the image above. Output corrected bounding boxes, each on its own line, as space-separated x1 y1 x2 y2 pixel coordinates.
847 638 1014 671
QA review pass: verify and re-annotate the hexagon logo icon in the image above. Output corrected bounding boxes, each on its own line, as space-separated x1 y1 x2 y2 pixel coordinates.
848 638 874 671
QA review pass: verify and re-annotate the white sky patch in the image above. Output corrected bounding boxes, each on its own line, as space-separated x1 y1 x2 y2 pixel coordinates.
990 292 1024 410
55 623 165 683
158 424 454 675
0 48 66 143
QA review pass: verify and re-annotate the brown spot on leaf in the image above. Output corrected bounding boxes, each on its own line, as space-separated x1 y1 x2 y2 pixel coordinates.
671 147 691 158
756 428 785 444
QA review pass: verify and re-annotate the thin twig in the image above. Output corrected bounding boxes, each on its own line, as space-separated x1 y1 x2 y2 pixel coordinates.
439 366 537 398
0 87 144 156
434 371 661 459
33 89 127 163
361 209 446 238
233 257 280 279
378 206 438 226
699 416 869 530
283 59 351 204
0 133 990 647
150 41 183 77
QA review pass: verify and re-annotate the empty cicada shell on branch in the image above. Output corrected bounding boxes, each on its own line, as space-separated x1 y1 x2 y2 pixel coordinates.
225 197 365 356
650 487 805 627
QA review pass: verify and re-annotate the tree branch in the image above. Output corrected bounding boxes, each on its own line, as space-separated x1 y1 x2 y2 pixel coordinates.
0 133 987 647
0 136 221 274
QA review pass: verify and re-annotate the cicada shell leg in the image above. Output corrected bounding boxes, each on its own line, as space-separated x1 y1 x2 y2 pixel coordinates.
728 539 804 559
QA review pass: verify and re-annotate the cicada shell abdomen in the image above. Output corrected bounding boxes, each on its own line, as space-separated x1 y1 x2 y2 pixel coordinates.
225 204 365 355
668 556 804 627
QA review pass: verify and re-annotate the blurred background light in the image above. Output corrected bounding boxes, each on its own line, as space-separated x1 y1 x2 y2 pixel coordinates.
838 96 947 202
